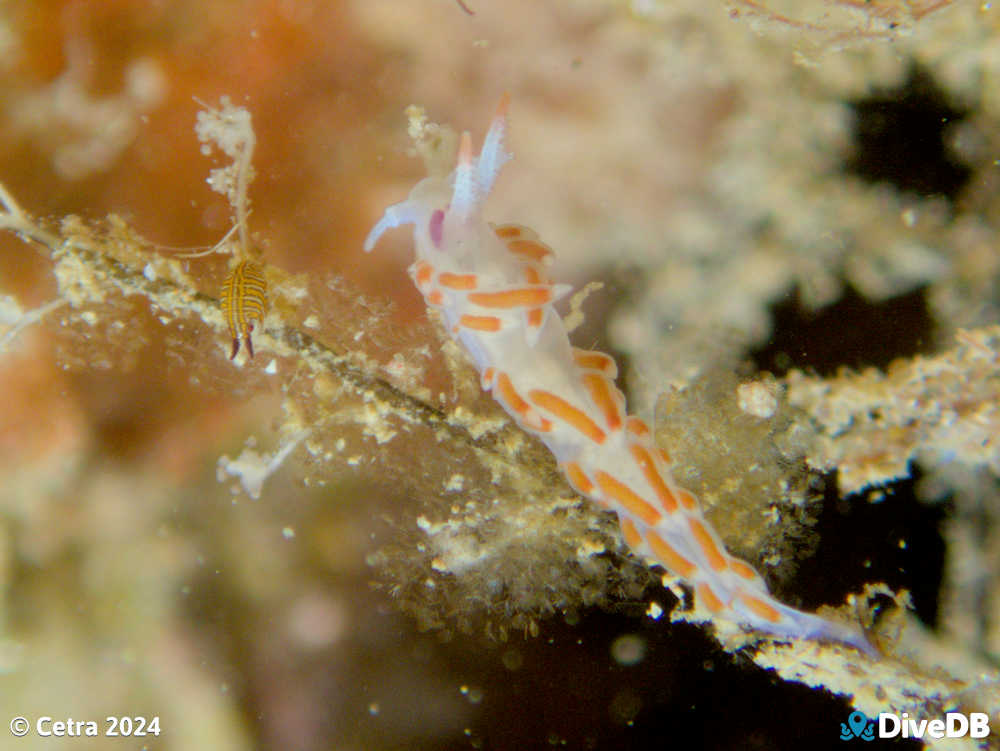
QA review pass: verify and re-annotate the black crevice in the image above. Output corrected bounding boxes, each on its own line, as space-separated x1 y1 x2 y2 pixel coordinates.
789 470 948 630
751 284 934 378
844 63 972 201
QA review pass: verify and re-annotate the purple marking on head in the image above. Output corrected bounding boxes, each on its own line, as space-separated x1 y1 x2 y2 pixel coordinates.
429 209 445 248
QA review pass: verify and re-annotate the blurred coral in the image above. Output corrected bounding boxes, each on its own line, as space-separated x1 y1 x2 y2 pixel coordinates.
2 1 1000 749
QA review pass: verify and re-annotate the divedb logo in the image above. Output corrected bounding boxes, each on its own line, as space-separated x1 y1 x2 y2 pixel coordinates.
879 712 990 740
840 710 991 741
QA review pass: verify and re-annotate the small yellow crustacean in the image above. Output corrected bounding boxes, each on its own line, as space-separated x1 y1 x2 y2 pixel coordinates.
219 259 267 360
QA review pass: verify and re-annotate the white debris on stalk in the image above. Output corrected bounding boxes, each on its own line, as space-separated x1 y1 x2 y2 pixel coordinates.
217 428 310 499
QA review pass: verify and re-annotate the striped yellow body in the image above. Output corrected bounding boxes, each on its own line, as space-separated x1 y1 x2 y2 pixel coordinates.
220 260 267 359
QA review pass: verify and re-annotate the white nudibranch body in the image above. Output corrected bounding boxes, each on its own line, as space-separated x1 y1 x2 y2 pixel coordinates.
365 95 874 656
